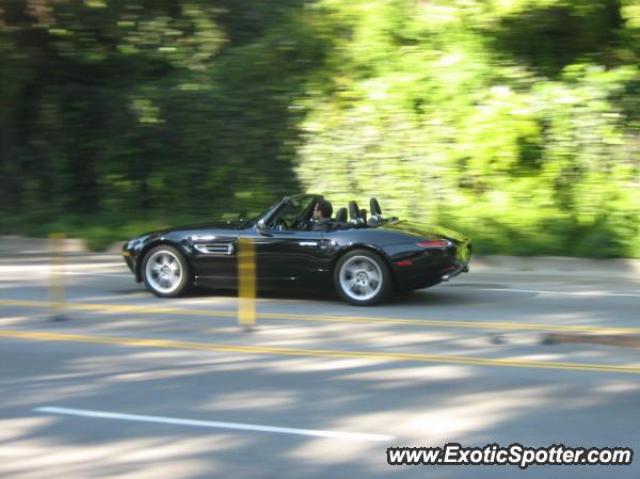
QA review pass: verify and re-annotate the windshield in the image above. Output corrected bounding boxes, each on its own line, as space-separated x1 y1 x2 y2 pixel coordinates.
242 198 281 227
242 194 319 229
268 195 317 230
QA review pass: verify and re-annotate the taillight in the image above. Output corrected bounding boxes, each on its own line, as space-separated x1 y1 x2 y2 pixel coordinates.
394 259 413 267
417 240 449 248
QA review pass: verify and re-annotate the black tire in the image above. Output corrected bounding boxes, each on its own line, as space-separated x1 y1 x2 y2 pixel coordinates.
141 244 192 298
334 249 393 306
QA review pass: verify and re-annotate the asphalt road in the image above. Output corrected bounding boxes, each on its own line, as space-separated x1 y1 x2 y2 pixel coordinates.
0 254 638 478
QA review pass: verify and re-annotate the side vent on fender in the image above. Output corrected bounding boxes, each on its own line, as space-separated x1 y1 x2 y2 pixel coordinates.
192 241 235 255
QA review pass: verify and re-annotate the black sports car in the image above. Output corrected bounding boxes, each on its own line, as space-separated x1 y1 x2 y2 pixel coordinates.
122 194 471 305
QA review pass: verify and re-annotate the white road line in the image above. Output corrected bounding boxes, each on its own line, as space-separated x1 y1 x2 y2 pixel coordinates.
0 267 129 278
466 287 640 298
34 406 394 442
65 271 131 278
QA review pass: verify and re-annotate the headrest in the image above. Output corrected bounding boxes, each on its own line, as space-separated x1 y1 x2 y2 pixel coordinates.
369 197 382 216
335 207 348 223
348 201 361 223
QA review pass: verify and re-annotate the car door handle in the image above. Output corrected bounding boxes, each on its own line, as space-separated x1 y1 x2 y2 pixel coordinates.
298 241 318 247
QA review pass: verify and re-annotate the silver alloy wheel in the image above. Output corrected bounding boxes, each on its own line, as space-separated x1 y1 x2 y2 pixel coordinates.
338 255 383 302
145 249 183 294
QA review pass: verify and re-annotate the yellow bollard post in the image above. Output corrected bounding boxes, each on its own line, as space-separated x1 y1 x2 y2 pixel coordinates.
237 237 256 331
49 233 66 321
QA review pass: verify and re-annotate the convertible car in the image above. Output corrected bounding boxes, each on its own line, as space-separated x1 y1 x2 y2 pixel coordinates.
122 194 471 305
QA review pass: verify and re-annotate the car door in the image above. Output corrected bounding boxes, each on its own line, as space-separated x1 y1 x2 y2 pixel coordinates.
249 228 333 287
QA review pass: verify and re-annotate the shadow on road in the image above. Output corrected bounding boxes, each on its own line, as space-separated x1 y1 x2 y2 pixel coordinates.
140 285 502 307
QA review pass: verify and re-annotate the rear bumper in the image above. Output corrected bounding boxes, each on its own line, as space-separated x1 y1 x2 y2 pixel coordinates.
441 261 468 282
392 241 471 290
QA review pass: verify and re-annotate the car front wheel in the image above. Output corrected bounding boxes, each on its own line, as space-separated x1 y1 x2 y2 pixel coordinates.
142 245 191 297
334 249 392 306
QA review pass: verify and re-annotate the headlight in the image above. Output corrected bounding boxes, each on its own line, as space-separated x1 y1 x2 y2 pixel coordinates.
126 236 148 250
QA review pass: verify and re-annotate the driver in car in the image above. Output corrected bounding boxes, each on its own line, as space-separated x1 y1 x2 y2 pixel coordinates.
311 199 333 231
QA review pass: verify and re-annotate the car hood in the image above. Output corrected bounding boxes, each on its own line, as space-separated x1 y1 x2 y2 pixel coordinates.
126 220 245 243
378 220 469 243
151 219 246 235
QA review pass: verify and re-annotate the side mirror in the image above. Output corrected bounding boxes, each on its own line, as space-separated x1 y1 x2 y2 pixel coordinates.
256 218 274 236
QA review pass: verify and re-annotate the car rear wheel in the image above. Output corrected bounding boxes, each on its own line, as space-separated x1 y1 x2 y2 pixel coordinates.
334 249 392 306
142 245 191 297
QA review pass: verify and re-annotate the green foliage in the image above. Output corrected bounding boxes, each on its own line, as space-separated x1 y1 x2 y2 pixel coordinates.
1 0 639 256
296 0 640 257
